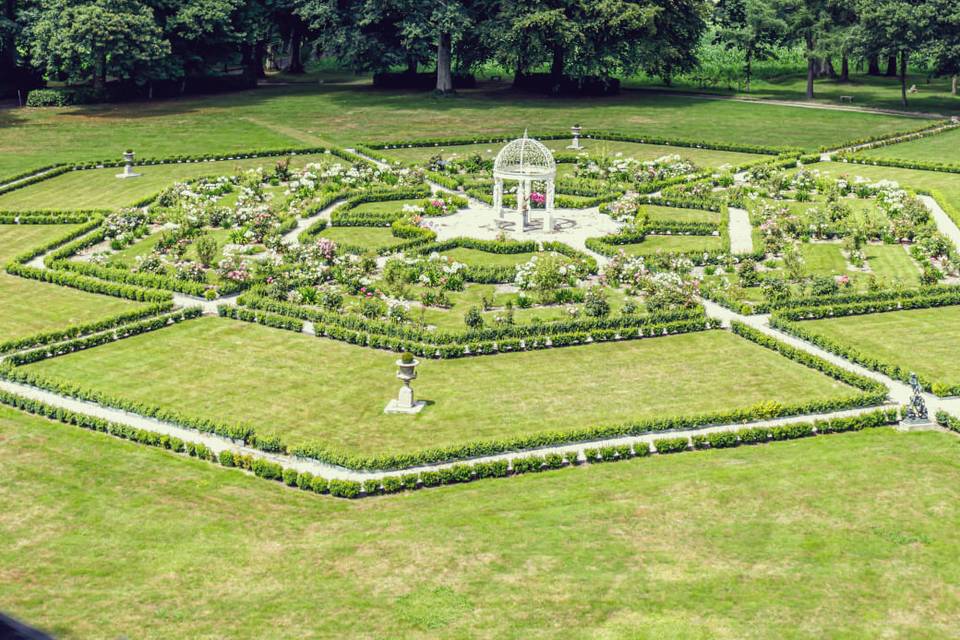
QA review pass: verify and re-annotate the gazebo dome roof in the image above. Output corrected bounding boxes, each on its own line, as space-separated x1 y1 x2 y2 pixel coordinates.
493 132 556 180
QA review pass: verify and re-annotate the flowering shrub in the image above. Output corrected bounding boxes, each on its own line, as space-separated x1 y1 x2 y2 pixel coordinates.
576 153 697 184
103 209 149 239
174 261 207 282
217 256 251 282
514 254 578 291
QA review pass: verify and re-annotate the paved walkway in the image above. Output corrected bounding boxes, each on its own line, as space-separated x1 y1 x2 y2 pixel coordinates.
727 207 753 254
919 195 960 254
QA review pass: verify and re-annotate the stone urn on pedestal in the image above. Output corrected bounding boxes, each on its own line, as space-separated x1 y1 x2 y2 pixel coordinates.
116 150 142 179
384 353 426 414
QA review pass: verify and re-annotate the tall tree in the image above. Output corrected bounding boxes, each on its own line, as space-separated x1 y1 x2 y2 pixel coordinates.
781 0 830 99
27 0 169 91
927 0 960 95
856 0 936 105
714 0 789 92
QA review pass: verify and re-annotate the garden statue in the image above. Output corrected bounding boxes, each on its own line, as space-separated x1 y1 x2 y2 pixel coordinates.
898 372 933 431
567 124 583 150
384 353 426 414
116 150 142 179
904 373 928 421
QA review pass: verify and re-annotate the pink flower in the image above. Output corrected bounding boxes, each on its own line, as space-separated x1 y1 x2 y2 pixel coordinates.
530 192 546 205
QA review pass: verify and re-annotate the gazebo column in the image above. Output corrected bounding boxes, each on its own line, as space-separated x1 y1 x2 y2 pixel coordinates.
544 180 555 233
493 178 504 217
517 179 527 232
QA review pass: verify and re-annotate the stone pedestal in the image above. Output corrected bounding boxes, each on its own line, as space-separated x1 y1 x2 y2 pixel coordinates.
116 151 141 179
896 418 937 432
567 125 583 150
384 358 426 414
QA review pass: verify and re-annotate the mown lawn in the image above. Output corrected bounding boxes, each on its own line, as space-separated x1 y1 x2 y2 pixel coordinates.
22 317 858 459
0 225 142 342
317 225 399 251
861 126 960 163
0 84 929 178
0 153 333 211
379 139 765 169
440 247 576 269
3 406 959 639
616 234 725 256
644 204 722 224
792 305 960 388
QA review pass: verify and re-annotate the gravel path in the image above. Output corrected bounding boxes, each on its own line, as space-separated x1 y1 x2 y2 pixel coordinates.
727 207 753 254
919 195 960 254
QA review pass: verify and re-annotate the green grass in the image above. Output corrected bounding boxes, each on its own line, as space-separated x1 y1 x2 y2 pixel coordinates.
627 69 960 114
23 317 857 459
616 234 725 256
317 225 399 251
800 243 850 277
864 244 921 286
379 139 765 169
3 406 960 638
0 154 333 211
861 126 960 163
440 247 575 269
0 83 930 178
350 199 423 214
793 305 960 389
643 204 722 224
0 225 142 342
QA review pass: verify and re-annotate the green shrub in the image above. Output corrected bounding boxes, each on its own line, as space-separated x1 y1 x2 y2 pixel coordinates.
252 458 283 480
296 472 314 490
511 456 545 473
382 476 404 493
737 427 771 444
329 479 362 498
310 476 329 494
282 468 299 486
218 450 235 467
692 431 739 449
362 479 381 495
544 453 565 469
653 437 689 454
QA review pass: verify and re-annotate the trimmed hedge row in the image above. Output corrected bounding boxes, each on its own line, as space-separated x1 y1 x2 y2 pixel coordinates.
217 305 304 332
0 210 104 224
238 293 704 345
7 262 173 303
366 131 794 156
730 320 888 399
772 289 960 321
11 217 103 265
412 237 598 283
4 308 202 366
819 120 955 152
835 152 960 175
0 145 374 200
0 303 174 354
935 410 960 434
0 385 898 500
768 316 960 397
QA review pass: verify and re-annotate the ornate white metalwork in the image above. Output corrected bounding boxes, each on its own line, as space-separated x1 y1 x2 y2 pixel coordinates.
492 131 556 233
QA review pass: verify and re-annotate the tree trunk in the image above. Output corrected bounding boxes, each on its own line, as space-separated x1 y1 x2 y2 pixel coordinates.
286 27 305 74
550 45 564 92
885 55 897 77
744 50 752 93
406 56 417 75
899 50 908 107
839 55 849 83
436 31 453 93
805 35 815 99
825 58 837 79
254 42 267 78
93 52 106 92
952 75 957 96
867 55 880 75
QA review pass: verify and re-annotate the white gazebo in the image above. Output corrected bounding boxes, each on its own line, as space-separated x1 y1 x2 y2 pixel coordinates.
493 132 556 233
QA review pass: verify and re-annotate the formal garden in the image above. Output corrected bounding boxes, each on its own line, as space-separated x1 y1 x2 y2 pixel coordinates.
4 94 960 639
